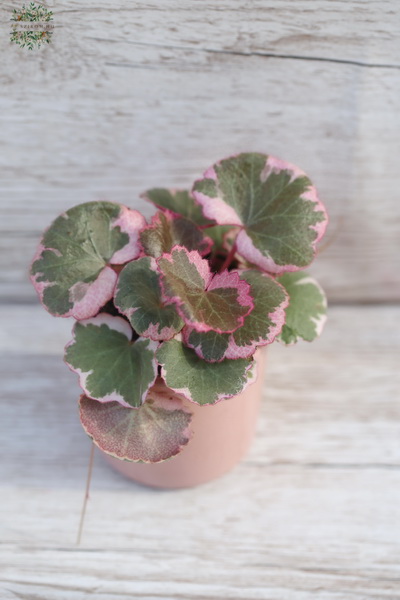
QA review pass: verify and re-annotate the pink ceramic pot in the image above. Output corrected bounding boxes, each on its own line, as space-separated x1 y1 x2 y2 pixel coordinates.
103 350 266 489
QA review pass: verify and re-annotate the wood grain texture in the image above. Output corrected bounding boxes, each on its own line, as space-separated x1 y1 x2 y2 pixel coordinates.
1 305 399 598
1 4 400 591
1 1 400 303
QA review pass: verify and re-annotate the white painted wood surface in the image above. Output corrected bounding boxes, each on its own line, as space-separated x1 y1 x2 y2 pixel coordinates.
1 2 400 597
1 305 400 598
1 1 400 302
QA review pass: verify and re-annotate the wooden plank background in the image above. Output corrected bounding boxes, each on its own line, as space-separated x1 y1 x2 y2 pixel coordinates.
1 2 400 598
2 305 400 598
1 0 399 303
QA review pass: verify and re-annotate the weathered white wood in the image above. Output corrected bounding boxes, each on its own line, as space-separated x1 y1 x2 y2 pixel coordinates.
1 306 399 598
1 1 400 302
1 3 400 596
2 0 400 65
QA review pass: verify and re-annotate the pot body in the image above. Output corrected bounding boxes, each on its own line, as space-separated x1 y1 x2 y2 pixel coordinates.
103 350 266 489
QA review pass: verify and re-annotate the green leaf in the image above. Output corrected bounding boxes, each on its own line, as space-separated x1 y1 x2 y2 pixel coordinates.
157 246 253 333
142 189 236 254
114 256 184 341
227 269 288 354
156 340 256 405
192 153 328 273
140 211 212 258
184 269 288 361
205 224 235 254
65 314 158 407
277 272 327 344
183 329 229 362
79 383 193 463
142 188 214 226
30 202 145 319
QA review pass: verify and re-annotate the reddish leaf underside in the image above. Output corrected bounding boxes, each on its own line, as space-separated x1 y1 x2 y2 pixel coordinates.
79 383 193 463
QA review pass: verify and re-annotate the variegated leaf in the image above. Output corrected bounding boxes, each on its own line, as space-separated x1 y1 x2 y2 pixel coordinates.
157 246 253 333
192 153 328 274
79 383 193 463
156 339 256 405
142 188 214 226
183 269 288 361
182 329 230 363
64 314 158 407
30 201 145 319
114 256 184 341
139 210 212 258
277 271 327 344
142 188 235 255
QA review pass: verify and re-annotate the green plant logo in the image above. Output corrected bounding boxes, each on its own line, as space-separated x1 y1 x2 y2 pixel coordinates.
10 2 54 50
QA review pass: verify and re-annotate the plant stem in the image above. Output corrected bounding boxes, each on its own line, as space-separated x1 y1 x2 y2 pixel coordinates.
76 441 95 546
219 242 237 272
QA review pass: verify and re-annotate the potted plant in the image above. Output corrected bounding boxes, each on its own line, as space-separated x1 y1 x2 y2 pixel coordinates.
30 152 328 489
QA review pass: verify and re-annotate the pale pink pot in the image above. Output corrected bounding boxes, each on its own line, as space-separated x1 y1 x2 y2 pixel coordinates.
103 350 266 489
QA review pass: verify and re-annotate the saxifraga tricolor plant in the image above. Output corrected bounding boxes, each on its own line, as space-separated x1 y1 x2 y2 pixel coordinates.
31 152 328 465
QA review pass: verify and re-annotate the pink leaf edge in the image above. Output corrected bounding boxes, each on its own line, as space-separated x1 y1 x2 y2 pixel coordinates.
159 245 211 286
193 163 243 227
30 239 118 320
223 283 289 359
64 313 158 408
139 322 182 342
138 210 213 257
79 380 193 463
193 153 329 274
182 274 289 361
109 206 147 264
159 357 258 405
114 257 182 342
30 204 146 319
158 246 254 334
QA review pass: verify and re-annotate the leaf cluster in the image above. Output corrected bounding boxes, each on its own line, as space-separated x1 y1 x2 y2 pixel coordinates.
30 153 328 462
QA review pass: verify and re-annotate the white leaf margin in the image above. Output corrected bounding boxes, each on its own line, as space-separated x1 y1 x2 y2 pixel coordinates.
192 153 329 274
64 313 158 407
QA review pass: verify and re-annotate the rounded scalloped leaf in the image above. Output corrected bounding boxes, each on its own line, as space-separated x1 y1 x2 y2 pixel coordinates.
79 384 193 463
114 256 184 341
142 188 215 226
277 271 327 344
183 269 289 362
139 210 212 258
30 201 145 319
192 153 328 274
156 339 257 405
157 246 254 334
64 313 158 408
